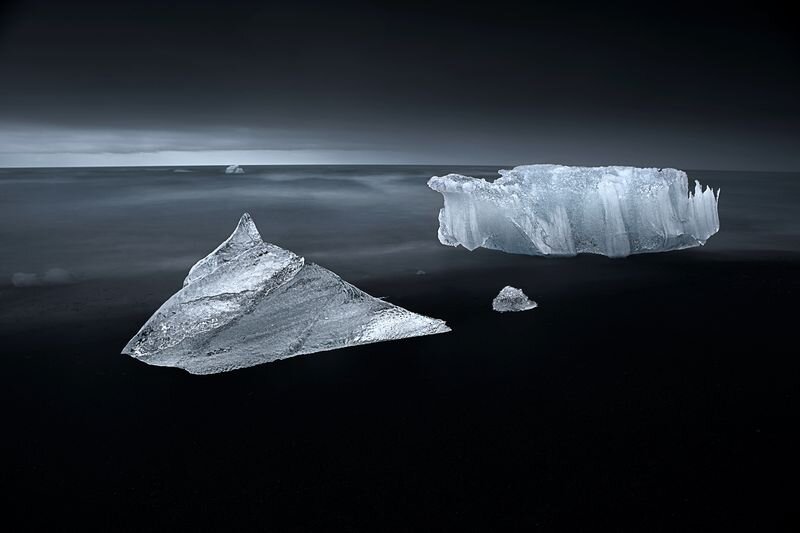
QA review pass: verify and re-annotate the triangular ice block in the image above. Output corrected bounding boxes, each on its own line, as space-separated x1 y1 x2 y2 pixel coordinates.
122 213 450 374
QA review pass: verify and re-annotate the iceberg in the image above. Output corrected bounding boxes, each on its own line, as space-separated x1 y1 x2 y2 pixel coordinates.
122 213 450 374
492 286 537 313
428 165 720 258
225 164 245 174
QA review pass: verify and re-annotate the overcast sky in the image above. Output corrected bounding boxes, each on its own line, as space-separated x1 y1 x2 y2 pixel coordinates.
0 0 797 169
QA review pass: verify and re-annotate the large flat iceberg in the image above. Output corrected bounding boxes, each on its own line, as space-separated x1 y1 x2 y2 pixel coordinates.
122 213 449 374
428 165 720 258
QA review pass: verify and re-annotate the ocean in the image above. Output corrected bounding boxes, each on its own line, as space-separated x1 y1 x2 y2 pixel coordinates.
2 165 798 530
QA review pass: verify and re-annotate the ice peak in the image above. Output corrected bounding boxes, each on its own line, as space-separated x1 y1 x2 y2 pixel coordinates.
232 212 262 245
183 212 296 287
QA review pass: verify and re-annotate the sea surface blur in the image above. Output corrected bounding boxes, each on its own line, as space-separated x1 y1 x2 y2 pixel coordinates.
2 165 798 281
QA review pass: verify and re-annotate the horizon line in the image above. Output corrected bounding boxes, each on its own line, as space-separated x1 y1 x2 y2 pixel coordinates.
0 163 797 173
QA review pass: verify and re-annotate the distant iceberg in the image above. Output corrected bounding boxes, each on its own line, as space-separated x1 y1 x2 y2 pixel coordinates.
225 164 245 174
428 165 720 258
492 286 537 313
122 213 449 374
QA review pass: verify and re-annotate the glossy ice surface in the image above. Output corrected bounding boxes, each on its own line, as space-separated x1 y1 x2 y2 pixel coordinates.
122 213 450 374
428 165 720 258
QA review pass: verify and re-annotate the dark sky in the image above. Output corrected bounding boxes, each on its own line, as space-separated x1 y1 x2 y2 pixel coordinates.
0 0 797 168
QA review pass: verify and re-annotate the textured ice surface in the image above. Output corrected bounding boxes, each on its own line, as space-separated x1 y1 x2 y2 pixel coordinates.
492 286 537 313
428 165 720 258
122 213 450 374
225 164 245 174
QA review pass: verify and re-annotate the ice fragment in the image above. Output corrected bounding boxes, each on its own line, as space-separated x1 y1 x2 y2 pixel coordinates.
492 286 537 313
122 213 450 374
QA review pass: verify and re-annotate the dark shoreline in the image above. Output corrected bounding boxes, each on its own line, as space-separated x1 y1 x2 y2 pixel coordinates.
3 249 797 530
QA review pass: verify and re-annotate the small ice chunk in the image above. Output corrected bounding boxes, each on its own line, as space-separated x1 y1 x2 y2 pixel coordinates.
122 213 450 374
428 164 720 258
492 286 537 313
225 164 245 174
